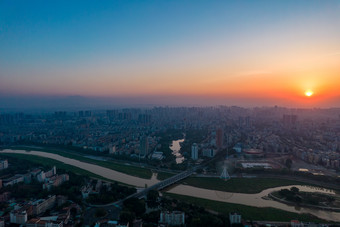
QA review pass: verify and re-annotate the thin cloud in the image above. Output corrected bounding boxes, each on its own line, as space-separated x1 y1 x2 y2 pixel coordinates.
238 70 272 76
322 52 340 57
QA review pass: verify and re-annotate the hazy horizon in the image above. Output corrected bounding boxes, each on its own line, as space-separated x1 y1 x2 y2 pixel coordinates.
2 94 340 112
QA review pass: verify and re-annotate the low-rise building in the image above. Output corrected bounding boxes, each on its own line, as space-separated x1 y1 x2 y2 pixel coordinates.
0 159 8 170
45 166 57 178
37 171 46 182
10 209 27 225
3 174 24 186
26 218 63 227
229 212 241 225
32 195 56 215
0 192 11 202
159 211 185 226
23 172 32 183
43 174 69 190
291 220 302 227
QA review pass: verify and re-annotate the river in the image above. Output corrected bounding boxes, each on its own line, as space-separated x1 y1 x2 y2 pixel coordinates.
0 149 159 188
166 184 340 221
1 149 339 222
170 138 185 164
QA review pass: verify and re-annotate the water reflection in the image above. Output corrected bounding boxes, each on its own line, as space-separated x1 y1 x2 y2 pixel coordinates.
170 139 185 164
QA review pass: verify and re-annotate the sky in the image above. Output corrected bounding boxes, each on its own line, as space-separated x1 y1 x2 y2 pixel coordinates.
1 0 340 109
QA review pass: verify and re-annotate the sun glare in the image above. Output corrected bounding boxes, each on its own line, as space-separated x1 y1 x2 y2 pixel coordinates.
305 90 313 97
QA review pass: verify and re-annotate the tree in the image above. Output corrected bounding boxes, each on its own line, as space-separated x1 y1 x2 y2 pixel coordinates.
142 211 160 223
146 190 159 208
94 208 106 218
285 158 292 169
290 187 299 194
294 195 302 203
70 207 78 218
124 198 146 217
196 168 203 174
120 211 135 224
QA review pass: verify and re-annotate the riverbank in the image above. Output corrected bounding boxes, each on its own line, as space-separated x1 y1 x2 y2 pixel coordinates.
0 149 159 187
2 146 153 179
165 193 326 222
2 148 335 193
180 177 314 194
269 191 340 212
252 173 340 191
0 153 115 183
2 149 339 222
166 184 340 222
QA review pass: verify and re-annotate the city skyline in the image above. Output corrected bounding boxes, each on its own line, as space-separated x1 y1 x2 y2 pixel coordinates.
1 1 340 108
1 2 340 224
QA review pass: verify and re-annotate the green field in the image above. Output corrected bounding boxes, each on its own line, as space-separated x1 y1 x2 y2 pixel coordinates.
166 193 326 222
0 153 115 183
181 177 312 193
3 146 152 179
156 171 175 180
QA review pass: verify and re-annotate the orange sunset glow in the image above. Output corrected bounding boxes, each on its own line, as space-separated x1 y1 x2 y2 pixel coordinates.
0 1 340 108
305 90 314 97
2 2 340 225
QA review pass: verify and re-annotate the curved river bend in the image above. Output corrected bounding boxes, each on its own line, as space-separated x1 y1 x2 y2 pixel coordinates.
0 149 159 188
170 139 185 164
1 149 339 222
167 185 340 222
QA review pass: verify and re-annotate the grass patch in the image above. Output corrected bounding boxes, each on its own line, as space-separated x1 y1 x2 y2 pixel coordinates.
181 177 312 193
157 171 175 180
165 193 326 222
96 161 152 179
4 146 152 179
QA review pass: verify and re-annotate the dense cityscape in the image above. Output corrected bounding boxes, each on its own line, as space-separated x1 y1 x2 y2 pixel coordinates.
0 106 339 226
1 0 340 226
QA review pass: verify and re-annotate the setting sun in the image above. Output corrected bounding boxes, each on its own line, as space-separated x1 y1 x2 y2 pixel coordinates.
305 90 314 97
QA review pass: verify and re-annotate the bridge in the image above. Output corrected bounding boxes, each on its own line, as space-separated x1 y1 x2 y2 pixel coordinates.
119 168 196 204
90 168 198 208
89 150 230 208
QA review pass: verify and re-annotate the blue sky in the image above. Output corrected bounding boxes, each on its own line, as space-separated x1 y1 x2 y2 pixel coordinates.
1 0 337 68
1 0 340 107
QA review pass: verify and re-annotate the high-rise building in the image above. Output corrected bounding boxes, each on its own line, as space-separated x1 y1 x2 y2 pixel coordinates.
191 143 198 160
84 110 92 117
138 114 151 124
216 128 223 149
140 136 149 157
238 116 243 128
245 116 251 127
283 114 298 126
202 148 216 157
106 110 117 118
